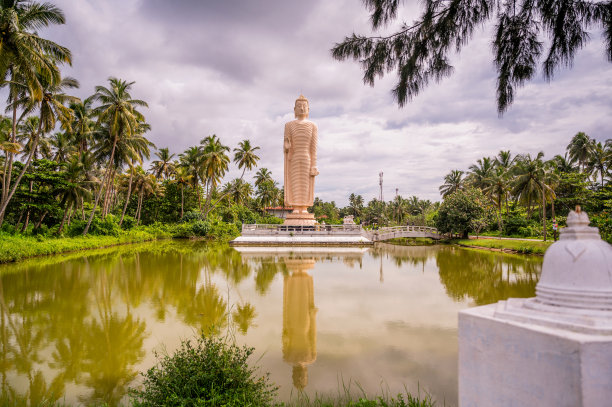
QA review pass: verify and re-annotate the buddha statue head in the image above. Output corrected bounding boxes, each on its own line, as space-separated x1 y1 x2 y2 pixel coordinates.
294 94 309 119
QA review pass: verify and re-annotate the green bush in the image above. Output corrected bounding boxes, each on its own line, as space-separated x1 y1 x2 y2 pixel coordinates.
121 215 136 230
502 216 528 236
1 223 17 235
170 223 195 238
66 215 122 237
129 334 277 407
182 211 205 223
192 220 210 236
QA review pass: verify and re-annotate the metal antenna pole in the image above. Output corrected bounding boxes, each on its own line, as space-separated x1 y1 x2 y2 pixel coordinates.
379 172 384 202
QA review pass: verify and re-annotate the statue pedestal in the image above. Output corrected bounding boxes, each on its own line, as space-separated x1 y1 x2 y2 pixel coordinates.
459 303 612 407
284 211 316 226
458 209 612 407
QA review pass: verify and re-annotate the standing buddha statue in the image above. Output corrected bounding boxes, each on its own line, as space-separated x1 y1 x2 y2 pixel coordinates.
283 95 319 226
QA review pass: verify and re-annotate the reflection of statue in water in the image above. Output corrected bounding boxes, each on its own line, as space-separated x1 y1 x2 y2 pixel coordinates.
282 258 317 390
283 95 319 226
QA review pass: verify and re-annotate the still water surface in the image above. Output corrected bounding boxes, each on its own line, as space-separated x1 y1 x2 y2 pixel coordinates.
0 241 542 406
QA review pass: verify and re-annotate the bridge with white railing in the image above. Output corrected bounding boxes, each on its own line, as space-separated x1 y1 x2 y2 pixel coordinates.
364 225 442 241
238 224 441 243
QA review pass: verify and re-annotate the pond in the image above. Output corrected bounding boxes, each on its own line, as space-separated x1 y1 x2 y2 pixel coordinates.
0 241 542 406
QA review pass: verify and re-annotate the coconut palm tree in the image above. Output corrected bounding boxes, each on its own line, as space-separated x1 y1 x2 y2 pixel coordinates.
0 0 71 211
221 178 253 206
132 167 157 225
83 78 148 235
98 122 153 222
151 147 175 180
205 140 261 216
439 170 464 198
567 132 592 172
389 195 407 224
233 140 260 180
17 116 51 160
512 153 545 219
179 146 203 210
57 155 92 234
348 193 364 218
256 179 279 211
467 157 495 190
49 131 74 162
484 168 510 231
552 153 576 174
494 150 515 170
0 74 79 225
69 97 95 153
0 0 71 99
200 135 230 213
254 167 273 188
172 167 192 219
585 141 611 187
512 152 556 240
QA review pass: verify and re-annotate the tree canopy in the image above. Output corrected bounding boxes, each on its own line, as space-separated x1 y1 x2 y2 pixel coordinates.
332 0 612 114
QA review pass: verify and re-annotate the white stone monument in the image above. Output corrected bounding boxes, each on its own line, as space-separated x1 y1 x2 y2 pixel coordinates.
459 208 612 407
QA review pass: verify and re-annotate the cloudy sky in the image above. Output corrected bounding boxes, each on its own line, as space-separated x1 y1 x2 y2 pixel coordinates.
42 0 612 205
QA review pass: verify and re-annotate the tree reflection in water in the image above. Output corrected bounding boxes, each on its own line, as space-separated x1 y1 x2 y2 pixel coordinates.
436 246 540 305
0 241 542 405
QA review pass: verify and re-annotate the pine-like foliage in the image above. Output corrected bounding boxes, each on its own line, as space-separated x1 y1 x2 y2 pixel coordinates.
332 0 612 114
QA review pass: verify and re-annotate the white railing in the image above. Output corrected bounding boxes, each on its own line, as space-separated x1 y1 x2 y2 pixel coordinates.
241 224 363 235
241 224 441 240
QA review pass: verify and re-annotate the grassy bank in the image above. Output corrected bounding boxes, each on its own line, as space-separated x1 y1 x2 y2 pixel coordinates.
454 238 553 255
386 237 438 246
0 228 171 263
0 213 244 264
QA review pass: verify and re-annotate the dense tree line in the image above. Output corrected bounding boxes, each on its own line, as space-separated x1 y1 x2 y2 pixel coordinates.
436 132 612 240
0 0 290 238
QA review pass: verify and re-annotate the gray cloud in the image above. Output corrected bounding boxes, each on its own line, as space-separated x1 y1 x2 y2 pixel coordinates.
16 0 612 205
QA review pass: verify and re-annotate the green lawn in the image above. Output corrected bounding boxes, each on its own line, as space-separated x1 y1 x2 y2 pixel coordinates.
455 238 553 255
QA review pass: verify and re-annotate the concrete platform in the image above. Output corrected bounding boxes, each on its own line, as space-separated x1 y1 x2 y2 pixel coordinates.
229 235 372 246
230 224 373 246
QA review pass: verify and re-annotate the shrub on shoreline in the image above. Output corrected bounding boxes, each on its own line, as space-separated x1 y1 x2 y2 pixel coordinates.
129 334 278 407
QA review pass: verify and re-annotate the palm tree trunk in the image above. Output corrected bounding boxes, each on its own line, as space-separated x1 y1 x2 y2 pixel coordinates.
81 196 85 220
505 193 509 217
0 119 43 226
526 195 532 219
67 205 75 228
21 210 30 233
136 188 144 225
34 211 48 229
58 202 73 235
497 197 503 232
102 169 116 218
84 138 118 235
119 164 134 226
2 101 18 205
205 169 250 217
181 185 184 219
541 185 547 241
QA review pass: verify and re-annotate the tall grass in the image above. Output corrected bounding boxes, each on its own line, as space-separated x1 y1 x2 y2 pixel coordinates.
454 238 552 255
